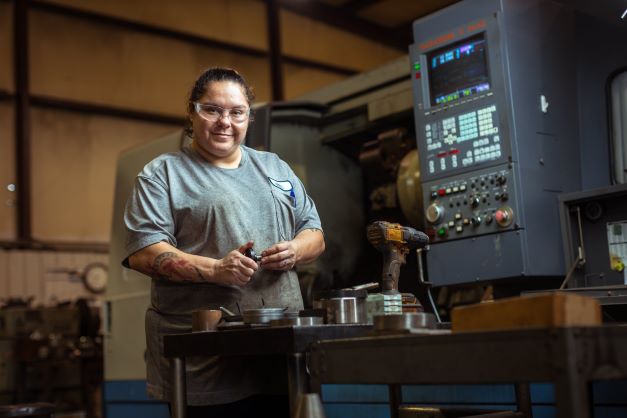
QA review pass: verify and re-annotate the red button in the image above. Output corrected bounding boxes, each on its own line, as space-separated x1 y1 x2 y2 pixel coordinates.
415 72 421 79
438 188 446 196
495 210 507 223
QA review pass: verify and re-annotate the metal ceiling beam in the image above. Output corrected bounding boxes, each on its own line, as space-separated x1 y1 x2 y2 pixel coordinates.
30 95 184 126
276 0 409 51
30 0 357 76
390 24 414 48
0 89 12 101
14 0 32 243
340 0 381 13
266 0 284 101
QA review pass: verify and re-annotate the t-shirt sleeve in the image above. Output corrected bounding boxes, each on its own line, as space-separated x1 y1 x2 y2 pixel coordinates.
286 165 323 235
122 175 177 266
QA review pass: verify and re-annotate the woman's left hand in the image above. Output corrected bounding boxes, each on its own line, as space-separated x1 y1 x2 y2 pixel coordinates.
260 241 298 271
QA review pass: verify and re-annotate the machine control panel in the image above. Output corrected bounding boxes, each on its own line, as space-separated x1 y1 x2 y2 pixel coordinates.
424 103 502 176
411 1 584 284
423 165 517 241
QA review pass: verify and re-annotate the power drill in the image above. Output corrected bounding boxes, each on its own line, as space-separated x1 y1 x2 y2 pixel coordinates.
367 221 429 294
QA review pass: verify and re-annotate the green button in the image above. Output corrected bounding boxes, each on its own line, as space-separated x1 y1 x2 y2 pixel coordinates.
414 63 421 70
437 227 447 237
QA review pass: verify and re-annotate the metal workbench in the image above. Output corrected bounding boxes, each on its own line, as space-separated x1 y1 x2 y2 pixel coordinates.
163 323 371 418
308 325 627 418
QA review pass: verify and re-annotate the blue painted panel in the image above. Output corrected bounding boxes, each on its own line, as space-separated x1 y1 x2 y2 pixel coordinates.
324 403 390 418
532 405 556 418
402 384 515 404
325 403 557 418
402 403 517 412
530 383 554 404
322 383 556 405
105 403 169 418
104 380 169 418
104 380 152 402
594 406 627 418
322 384 389 402
593 380 627 404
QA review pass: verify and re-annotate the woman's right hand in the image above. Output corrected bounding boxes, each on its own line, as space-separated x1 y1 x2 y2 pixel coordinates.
212 244 258 286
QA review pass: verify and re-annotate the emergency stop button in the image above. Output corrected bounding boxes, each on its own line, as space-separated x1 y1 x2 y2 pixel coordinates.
495 206 514 228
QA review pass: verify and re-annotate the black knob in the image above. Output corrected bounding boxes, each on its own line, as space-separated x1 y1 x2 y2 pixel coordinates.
501 192 509 201
470 196 480 208
245 248 262 262
471 217 482 226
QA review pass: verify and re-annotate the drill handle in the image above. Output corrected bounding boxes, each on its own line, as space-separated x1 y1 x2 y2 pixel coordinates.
381 246 407 293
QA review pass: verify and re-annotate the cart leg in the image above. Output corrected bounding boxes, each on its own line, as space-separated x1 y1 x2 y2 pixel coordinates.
514 383 532 418
287 352 308 416
171 357 187 418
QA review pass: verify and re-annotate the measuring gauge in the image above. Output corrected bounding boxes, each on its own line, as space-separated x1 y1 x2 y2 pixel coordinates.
82 262 108 294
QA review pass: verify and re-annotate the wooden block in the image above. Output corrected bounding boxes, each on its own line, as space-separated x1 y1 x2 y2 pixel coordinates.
451 292 601 332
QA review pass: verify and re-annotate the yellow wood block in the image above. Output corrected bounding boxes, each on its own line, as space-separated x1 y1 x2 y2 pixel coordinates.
451 292 602 332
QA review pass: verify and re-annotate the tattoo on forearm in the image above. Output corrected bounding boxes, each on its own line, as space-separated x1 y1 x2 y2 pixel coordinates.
151 252 199 282
152 252 178 275
194 266 207 282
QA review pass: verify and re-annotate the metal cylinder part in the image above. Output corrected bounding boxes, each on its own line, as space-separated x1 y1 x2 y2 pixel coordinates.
191 310 222 332
324 297 368 324
373 312 436 332
270 316 324 327
241 308 290 324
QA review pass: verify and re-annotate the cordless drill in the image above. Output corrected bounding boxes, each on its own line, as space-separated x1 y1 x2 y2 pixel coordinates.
367 221 429 294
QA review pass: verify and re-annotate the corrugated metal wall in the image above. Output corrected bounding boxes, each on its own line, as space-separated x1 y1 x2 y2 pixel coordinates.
0 249 108 304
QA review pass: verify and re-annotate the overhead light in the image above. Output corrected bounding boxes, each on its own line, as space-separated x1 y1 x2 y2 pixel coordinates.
622 8 627 19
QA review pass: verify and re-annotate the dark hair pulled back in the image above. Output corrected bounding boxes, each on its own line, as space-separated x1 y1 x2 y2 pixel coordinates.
184 67 255 138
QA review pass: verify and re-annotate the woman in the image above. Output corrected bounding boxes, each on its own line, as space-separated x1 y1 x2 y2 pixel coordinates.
123 67 325 417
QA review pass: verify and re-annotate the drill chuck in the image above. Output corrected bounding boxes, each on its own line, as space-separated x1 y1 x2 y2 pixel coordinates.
367 221 429 250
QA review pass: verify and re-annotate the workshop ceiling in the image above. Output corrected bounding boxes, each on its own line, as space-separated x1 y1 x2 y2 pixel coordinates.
277 0 462 51
279 0 626 52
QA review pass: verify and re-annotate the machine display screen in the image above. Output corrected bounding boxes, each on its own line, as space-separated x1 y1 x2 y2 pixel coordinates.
427 34 490 106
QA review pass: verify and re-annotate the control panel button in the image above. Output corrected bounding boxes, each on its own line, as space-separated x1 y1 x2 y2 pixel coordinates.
448 221 455 228
485 214 493 224
471 217 481 226
470 196 480 208
495 206 514 228
455 225 463 233
426 203 445 224
437 227 448 237
454 212 462 220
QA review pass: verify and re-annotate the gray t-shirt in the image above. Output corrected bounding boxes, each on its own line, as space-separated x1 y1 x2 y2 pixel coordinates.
123 144 322 405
